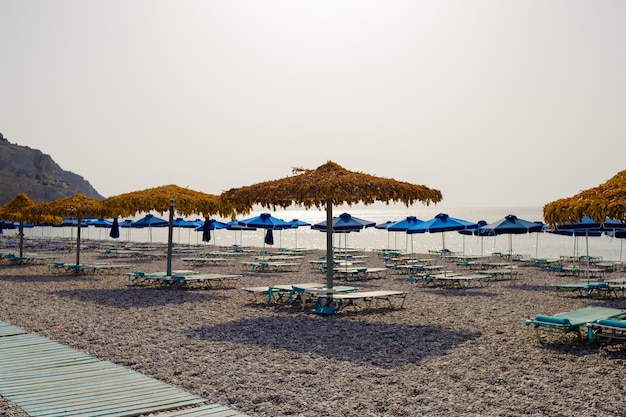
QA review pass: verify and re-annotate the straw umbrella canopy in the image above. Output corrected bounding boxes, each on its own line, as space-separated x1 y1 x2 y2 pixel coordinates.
29 194 109 267
221 161 442 296
104 184 233 276
0 193 53 258
544 169 626 228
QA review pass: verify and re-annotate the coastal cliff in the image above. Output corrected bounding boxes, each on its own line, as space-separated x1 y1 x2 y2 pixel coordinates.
0 132 103 205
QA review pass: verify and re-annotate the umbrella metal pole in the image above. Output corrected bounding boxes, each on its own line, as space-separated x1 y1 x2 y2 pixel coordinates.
166 199 175 276
18 222 24 258
76 216 81 268
326 199 334 301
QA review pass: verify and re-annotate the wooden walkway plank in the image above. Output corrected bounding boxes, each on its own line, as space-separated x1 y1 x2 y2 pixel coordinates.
0 320 250 417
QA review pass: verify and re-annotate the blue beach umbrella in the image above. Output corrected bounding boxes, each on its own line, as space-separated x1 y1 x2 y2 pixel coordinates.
118 219 133 240
478 214 544 257
375 220 395 250
86 218 113 227
119 219 134 227
312 213 376 252
196 218 228 244
555 216 625 275
610 229 626 263
131 214 168 228
172 217 198 244
387 216 424 253
131 214 168 242
286 219 311 249
226 219 257 247
312 212 376 232
239 213 290 248
109 218 120 239
457 220 488 256
238 213 290 230
86 218 113 240
549 228 603 261
264 229 274 245
407 213 478 252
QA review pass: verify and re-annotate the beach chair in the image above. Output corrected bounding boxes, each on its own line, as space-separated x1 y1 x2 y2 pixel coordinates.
522 306 626 343
554 282 615 298
587 318 626 345
328 290 407 313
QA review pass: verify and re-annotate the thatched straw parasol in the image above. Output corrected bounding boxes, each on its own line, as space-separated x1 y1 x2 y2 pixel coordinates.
104 184 234 276
221 161 443 298
29 194 109 267
544 169 626 228
0 193 42 257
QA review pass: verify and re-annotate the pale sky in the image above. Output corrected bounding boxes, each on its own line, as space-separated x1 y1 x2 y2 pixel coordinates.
1 1 625 208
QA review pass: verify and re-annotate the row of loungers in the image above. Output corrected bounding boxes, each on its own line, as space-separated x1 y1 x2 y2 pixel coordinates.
126 270 242 289
523 306 626 344
554 279 626 298
48 262 133 274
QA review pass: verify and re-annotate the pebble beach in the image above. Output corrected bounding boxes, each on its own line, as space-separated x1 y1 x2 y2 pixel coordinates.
1 238 626 417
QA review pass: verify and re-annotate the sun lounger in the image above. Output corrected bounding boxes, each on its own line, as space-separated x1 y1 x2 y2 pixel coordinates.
335 267 388 280
587 318 626 344
554 282 615 298
164 273 242 289
522 306 626 343
267 282 323 304
50 262 133 275
291 284 357 310
181 257 234 266
241 286 273 302
430 274 492 288
241 261 301 272
330 290 407 312
126 270 197 286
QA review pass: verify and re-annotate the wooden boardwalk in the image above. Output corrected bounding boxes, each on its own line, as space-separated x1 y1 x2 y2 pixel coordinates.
0 321 248 417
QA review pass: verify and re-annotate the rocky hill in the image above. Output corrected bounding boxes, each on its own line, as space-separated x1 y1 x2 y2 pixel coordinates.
0 132 103 205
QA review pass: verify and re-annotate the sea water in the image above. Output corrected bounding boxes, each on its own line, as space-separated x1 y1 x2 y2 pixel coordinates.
16 203 626 262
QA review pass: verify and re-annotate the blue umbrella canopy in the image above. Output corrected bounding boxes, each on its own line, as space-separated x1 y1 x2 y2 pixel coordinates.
458 220 488 236
287 219 311 228
286 219 311 249
550 229 603 237
374 220 395 230
388 216 423 231
172 217 199 228
131 214 168 242
407 213 477 234
195 219 228 232
1 220 17 230
312 212 376 232
555 216 624 231
119 219 134 228
238 212 290 230
131 214 168 228
196 218 229 243
478 214 544 257
86 218 113 228
312 213 376 252
406 213 477 252
384 216 424 252
478 214 544 235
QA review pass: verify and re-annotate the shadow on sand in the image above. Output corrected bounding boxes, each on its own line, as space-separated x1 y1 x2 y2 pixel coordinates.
187 315 481 368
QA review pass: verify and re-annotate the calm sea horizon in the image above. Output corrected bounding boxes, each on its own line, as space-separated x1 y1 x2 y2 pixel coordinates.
16 203 626 262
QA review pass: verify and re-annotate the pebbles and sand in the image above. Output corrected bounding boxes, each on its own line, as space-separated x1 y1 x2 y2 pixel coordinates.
1 239 625 417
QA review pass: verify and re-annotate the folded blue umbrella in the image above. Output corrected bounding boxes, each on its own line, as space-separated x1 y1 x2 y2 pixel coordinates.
109 218 120 239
